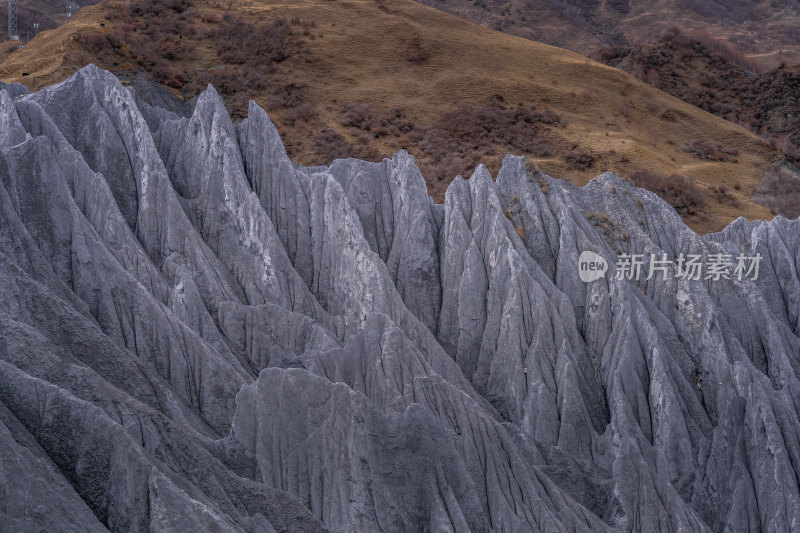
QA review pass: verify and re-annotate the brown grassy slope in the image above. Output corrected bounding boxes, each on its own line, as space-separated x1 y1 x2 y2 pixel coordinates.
0 40 21 63
597 30 800 151
0 0 780 233
0 0 102 42
596 29 800 218
415 0 800 69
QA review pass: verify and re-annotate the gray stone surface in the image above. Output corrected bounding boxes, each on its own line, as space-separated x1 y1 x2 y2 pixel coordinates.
1 65 800 532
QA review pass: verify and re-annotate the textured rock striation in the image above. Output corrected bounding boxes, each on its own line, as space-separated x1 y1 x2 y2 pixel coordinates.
1 66 800 532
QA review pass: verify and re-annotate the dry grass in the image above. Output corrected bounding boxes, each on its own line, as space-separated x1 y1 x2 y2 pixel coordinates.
0 0 777 233
0 41 21 63
586 211 629 253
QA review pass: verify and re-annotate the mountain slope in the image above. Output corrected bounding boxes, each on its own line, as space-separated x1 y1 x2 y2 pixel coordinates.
0 0 782 233
596 29 800 150
415 0 800 69
595 28 800 217
3 65 800 532
0 0 101 42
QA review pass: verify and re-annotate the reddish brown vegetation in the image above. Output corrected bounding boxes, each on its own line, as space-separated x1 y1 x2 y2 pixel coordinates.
81 0 197 88
413 98 560 180
201 15 311 117
92 1 316 113
214 15 298 66
596 27 800 163
80 2 725 202
563 150 596 170
683 140 738 162
708 185 741 207
313 98 567 182
629 169 705 217
312 128 380 162
89 0 576 182
340 104 415 138
340 103 375 130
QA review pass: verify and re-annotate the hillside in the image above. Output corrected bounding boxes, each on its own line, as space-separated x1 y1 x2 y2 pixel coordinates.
0 0 787 233
597 28 800 147
415 0 800 69
595 27 800 217
0 0 101 42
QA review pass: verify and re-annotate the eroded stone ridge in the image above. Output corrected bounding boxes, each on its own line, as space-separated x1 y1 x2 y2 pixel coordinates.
1 66 799 532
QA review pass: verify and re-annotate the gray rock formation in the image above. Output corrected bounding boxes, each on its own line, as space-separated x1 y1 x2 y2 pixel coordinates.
1 65 799 532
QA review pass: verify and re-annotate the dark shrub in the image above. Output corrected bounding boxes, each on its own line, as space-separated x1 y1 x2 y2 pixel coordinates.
709 185 741 207
267 83 305 109
282 102 316 126
340 103 374 130
683 140 739 161
563 150 596 170
115 23 133 41
86 32 109 51
215 16 298 66
420 103 559 157
629 169 705 217
157 34 188 61
313 129 380 162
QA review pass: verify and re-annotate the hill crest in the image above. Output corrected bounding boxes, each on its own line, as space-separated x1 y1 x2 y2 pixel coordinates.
0 0 787 232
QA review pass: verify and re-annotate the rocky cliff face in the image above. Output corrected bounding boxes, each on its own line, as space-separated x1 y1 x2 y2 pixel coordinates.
1 65 800 532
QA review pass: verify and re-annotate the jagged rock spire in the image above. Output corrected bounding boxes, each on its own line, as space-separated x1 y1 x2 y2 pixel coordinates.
1 65 799 532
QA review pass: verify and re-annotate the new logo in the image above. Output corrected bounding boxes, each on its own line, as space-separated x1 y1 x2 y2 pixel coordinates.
578 251 608 282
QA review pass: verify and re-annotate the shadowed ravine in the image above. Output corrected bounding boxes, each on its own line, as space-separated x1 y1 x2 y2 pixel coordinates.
1 65 800 532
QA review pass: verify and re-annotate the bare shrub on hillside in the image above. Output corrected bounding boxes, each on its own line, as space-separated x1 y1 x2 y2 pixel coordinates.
380 108 415 134
709 185 741 207
629 169 705 217
85 32 110 51
563 150 596 170
108 3 313 112
753 164 800 219
412 99 560 181
282 103 316 126
659 26 684 44
214 16 298 66
685 30 766 74
417 153 486 183
646 68 660 87
201 16 312 118
157 34 187 61
768 133 800 162
313 128 380 162
683 140 739 162
340 103 374 130
115 23 134 41
336 104 417 141
420 101 558 155
107 0 200 88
